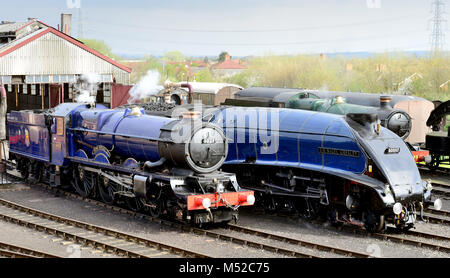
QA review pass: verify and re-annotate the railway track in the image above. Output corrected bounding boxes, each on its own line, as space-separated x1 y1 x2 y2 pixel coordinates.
3 170 450 258
0 242 61 258
396 228 450 243
419 165 450 175
0 250 36 258
429 183 450 197
0 198 209 258
1 171 374 258
244 207 450 255
422 210 450 225
52 187 375 258
338 225 450 254
418 169 450 201
23 185 322 258
242 208 450 255
374 232 450 253
224 223 371 258
425 207 450 218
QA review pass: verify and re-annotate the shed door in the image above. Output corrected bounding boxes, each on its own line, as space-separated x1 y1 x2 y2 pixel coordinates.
50 85 61 108
51 116 66 166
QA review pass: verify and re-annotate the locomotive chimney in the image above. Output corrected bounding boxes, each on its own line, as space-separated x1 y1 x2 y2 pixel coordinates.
182 111 201 119
60 13 72 35
380 96 392 109
334 96 345 104
164 81 193 104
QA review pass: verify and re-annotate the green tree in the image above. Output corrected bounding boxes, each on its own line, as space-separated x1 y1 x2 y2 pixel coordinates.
131 55 163 84
79 38 121 60
219 51 229 62
195 69 215 82
163 51 185 63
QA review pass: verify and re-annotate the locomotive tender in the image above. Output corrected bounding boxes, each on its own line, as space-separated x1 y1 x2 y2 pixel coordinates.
185 104 440 232
7 103 255 224
425 100 450 170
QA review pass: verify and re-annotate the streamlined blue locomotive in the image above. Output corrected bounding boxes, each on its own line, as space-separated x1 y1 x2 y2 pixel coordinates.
197 106 441 232
7 103 255 224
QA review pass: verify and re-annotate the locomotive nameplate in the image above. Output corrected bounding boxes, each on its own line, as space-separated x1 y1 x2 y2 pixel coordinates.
57 118 64 136
318 147 360 158
54 142 62 152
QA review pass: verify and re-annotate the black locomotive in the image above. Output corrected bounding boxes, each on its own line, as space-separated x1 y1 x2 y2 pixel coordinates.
425 100 450 170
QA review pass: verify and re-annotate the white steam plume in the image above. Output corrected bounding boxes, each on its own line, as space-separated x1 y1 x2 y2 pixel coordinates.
128 70 161 104
74 73 101 103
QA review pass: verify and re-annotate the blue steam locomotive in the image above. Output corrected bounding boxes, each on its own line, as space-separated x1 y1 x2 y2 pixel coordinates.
7 103 255 224
193 105 441 232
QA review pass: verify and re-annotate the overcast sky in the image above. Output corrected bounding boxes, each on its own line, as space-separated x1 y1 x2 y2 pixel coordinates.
1 0 448 57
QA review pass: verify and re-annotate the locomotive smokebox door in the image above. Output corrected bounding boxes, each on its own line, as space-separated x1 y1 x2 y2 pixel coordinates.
51 116 67 166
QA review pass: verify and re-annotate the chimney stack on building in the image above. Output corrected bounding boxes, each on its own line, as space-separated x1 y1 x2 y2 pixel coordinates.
61 14 72 36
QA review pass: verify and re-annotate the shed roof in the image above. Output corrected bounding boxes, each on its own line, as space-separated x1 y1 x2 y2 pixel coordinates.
0 24 131 73
211 59 246 70
0 21 29 33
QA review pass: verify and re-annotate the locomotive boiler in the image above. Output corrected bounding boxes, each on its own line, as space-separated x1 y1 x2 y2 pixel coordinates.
7 103 255 224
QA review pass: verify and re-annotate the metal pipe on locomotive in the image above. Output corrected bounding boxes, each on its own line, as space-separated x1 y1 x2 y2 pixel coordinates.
7 103 255 224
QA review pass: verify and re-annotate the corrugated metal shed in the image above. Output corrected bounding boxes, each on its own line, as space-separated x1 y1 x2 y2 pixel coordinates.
0 22 28 33
0 26 131 85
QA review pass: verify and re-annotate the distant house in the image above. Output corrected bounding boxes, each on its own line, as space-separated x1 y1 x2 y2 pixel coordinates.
186 60 208 74
211 54 247 78
163 59 209 78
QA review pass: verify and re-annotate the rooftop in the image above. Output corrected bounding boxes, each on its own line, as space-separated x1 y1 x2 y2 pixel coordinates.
0 21 29 33
211 59 247 70
211 54 247 70
0 19 131 73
